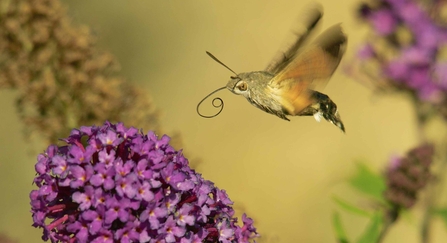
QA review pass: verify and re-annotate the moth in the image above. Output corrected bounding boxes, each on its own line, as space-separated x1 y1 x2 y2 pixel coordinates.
197 6 347 132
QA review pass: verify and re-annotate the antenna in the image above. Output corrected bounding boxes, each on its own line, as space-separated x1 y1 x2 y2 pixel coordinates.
206 51 239 76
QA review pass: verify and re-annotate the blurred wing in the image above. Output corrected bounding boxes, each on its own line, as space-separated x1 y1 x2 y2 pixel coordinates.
268 24 347 115
265 4 323 74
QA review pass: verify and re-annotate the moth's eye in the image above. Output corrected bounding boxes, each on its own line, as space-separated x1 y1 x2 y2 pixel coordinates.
237 81 248 91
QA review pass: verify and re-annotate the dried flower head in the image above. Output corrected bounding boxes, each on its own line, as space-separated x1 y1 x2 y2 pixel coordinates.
384 144 434 209
30 122 258 242
0 0 161 144
348 0 447 119
0 233 18 243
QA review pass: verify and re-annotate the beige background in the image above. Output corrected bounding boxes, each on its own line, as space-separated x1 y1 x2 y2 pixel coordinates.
0 0 446 242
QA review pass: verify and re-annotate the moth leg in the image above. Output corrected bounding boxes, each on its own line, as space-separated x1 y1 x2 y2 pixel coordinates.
298 91 345 132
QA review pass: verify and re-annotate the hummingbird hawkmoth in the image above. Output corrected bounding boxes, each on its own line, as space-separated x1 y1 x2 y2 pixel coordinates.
197 6 347 132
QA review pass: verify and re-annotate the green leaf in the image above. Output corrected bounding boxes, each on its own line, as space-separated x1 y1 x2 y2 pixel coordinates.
433 207 447 228
349 162 386 202
356 213 383 243
332 211 350 243
332 196 373 217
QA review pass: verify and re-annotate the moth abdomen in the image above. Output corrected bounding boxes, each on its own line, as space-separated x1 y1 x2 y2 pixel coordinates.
309 91 345 132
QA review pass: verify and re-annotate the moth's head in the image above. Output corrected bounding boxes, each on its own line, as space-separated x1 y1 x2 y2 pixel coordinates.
226 73 250 96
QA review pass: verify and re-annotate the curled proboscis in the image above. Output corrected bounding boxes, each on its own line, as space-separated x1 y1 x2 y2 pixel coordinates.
197 86 227 118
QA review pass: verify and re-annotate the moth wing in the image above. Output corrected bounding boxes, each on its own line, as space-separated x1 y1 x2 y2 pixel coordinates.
268 24 347 115
265 4 323 74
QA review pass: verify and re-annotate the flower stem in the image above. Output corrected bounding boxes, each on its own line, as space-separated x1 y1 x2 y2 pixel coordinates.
377 206 399 243
411 98 433 243
413 100 428 143
420 136 447 243
413 97 447 243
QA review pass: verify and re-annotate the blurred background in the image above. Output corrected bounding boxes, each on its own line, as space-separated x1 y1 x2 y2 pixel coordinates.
0 0 446 242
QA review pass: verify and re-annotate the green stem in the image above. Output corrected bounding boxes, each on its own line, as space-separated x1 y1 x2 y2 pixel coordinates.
377 206 399 243
416 97 447 243
376 216 392 243
421 188 434 243
421 137 447 243
413 100 427 143
412 99 431 243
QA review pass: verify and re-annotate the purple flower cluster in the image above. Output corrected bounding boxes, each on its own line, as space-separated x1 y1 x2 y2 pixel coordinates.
354 0 447 105
384 144 434 209
30 122 258 243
